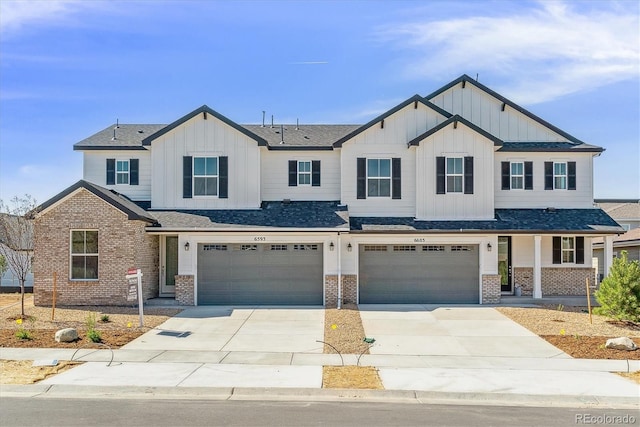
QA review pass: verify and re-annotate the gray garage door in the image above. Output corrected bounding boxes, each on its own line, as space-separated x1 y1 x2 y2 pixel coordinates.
359 244 479 304
197 243 323 305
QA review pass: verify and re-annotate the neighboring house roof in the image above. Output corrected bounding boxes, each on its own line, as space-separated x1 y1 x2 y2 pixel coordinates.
350 209 623 234
74 124 166 150
242 124 359 149
425 74 591 146
594 200 640 221
149 201 349 231
33 180 158 225
498 142 603 153
593 227 640 248
407 114 503 147
332 95 452 148
141 105 268 147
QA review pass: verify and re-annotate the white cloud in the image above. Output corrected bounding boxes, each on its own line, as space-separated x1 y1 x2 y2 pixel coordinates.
377 1 640 104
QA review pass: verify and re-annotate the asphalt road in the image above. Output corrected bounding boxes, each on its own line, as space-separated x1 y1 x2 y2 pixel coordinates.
2 398 639 427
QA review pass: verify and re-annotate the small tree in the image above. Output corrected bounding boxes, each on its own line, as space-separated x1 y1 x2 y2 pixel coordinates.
0 195 37 319
0 254 7 278
594 251 640 323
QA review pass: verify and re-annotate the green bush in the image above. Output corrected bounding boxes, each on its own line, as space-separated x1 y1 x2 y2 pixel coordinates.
594 251 640 322
100 314 110 323
15 329 32 340
87 328 102 343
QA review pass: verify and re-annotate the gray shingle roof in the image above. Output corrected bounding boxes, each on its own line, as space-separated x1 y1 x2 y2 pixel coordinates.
350 209 622 234
150 201 349 230
499 142 603 152
242 125 359 148
74 124 166 150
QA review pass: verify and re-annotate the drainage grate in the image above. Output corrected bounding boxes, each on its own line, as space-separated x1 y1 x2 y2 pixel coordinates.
157 330 192 338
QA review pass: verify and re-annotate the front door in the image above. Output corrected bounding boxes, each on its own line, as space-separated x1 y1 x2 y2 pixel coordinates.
498 236 512 293
160 236 178 296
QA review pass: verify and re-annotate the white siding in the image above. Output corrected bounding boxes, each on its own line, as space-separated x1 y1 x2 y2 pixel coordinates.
83 150 151 201
429 83 566 142
415 124 495 220
512 235 593 267
260 149 341 201
494 152 594 208
150 113 261 209
340 103 446 217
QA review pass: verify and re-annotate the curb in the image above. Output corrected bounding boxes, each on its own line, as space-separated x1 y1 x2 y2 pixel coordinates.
2 384 638 409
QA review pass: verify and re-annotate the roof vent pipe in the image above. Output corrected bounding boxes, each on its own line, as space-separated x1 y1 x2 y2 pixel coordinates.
296 118 299 130
271 115 274 128
280 124 284 144
262 111 265 127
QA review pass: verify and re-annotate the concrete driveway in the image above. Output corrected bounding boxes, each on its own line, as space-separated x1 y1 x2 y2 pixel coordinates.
122 306 325 354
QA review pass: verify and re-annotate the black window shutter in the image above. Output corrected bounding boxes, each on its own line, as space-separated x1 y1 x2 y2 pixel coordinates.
464 156 474 194
568 161 576 190
357 158 366 199
129 159 139 186
312 160 321 187
392 158 401 199
575 236 584 264
501 162 510 190
219 156 228 199
544 162 553 190
524 161 533 190
106 159 115 185
436 157 445 195
552 236 562 264
288 160 298 187
183 156 192 199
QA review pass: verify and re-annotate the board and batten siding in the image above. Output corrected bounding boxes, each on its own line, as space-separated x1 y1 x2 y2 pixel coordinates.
415 124 495 220
83 150 152 201
150 113 261 209
429 83 566 142
260 149 341 201
340 103 447 217
494 152 594 208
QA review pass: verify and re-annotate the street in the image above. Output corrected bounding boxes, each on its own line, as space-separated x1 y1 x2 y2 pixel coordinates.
2 398 638 427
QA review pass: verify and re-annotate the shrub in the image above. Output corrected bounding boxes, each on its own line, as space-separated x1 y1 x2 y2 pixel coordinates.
86 312 97 329
100 314 110 323
15 329 32 340
594 251 640 322
87 328 102 343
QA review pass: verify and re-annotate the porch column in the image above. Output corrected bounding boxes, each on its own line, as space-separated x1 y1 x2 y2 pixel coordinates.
603 235 614 277
533 235 542 299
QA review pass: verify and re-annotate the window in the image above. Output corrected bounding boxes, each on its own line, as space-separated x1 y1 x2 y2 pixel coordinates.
393 245 416 252
71 230 98 280
363 245 387 252
116 160 129 184
270 244 288 251
203 244 227 251
451 245 473 252
298 161 311 185
367 159 391 197
510 162 524 189
561 237 574 263
423 245 445 252
553 162 567 190
293 244 319 251
446 158 463 193
193 157 218 196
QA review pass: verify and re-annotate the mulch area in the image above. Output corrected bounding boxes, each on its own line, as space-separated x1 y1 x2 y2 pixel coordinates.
0 329 145 349
323 303 371 355
542 335 640 360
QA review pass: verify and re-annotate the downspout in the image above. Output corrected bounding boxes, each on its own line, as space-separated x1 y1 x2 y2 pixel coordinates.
337 232 342 309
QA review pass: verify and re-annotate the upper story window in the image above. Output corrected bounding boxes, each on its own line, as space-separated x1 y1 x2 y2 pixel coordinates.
288 160 320 187
446 158 463 193
510 162 524 189
553 162 567 190
193 157 218 196
545 161 575 191
116 160 129 185
367 158 391 197
71 230 98 280
501 161 532 191
298 161 311 185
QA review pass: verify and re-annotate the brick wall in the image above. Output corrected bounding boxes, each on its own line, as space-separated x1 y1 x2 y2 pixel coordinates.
481 274 501 304
514 267 534 296
541 267 596 296
325 275 337 307
33 189 158 306
341 275 357 305
175 275 194 305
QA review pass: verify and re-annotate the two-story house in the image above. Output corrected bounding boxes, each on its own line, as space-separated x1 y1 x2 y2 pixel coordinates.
31 75 623 307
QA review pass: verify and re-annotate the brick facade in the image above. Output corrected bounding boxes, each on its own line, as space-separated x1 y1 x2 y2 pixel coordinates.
324 274 358 307
175 275 195 305
33 189 158 306
481 274 501 304
541 267 596 296
514 267 534 296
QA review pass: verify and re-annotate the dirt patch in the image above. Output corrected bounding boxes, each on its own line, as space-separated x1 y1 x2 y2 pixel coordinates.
0 329 147 348
541 335 640 360
323 304 371 355
1 359 81 384
322 366 383 389
618 371 640 384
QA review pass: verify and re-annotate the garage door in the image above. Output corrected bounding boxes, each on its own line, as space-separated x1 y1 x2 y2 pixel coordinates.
197 243 323 305
359 244 479 304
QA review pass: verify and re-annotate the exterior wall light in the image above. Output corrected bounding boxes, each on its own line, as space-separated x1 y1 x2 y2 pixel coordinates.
329 242 335 251
487 243 492 252
184 242 190 251
347 243 353 252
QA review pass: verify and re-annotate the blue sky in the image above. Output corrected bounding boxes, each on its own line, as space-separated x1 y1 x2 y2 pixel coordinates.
1 0 638 204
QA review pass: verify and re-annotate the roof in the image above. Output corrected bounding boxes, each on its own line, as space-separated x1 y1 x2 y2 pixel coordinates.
149 201 349 231
499 142 603 153
332 95 452 148
407 114 503 147
34 180 158 225
74 124 165 150
242 124 359 149
350 208 623 234
425 74 590 146
594 201 640 220
593 227 640 248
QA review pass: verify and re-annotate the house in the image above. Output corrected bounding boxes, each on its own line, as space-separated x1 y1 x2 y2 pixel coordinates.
592 199 640 281
31 75 623 307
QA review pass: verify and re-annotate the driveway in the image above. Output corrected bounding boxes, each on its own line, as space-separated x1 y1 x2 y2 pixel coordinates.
122 306 325 353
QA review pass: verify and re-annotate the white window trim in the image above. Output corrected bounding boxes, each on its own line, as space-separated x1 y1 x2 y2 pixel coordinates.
367 158 392 198
297 160 312 186
510 161 524 190
446 157 463 193
116 160 129 185
70 229 99 281
553 162 567 190
561 236 575 264
193 156 219 197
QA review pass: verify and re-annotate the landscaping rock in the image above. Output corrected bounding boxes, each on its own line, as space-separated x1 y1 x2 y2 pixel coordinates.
605 337 638 351
55 328 78 343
